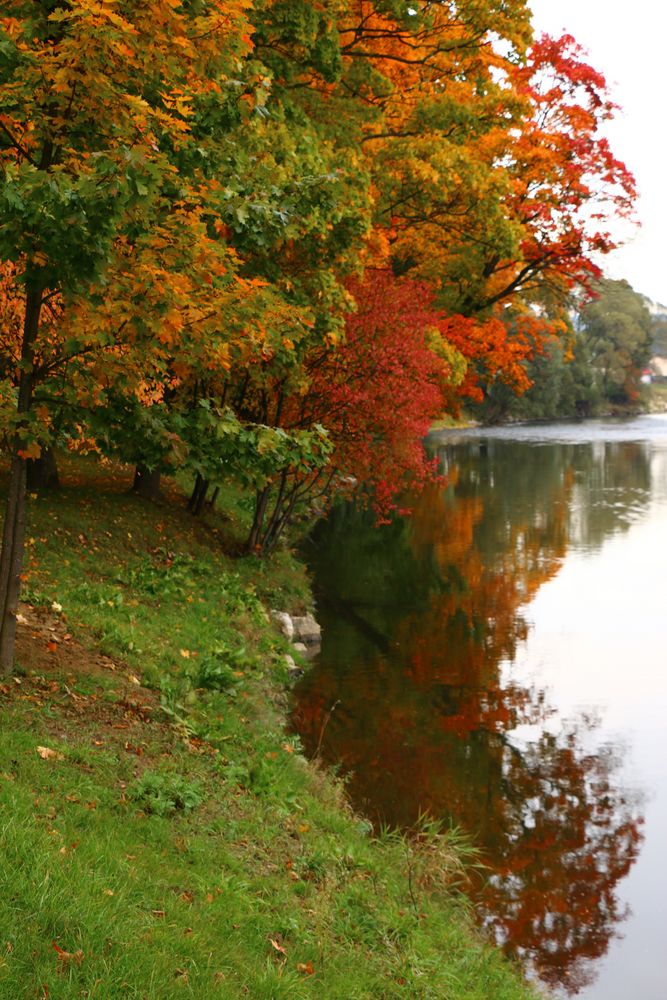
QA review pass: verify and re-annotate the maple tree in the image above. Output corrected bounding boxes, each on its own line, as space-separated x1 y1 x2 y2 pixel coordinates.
219 269 464 554
0 0 252 673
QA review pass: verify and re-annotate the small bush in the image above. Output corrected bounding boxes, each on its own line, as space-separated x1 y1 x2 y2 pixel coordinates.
128 770 204 816
196 643 250 690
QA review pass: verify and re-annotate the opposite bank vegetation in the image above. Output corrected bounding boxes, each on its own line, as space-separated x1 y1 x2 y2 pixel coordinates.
0 456 542 1000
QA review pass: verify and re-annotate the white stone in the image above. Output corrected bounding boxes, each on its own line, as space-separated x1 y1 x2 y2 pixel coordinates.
291 613 321 645
270 610 294 641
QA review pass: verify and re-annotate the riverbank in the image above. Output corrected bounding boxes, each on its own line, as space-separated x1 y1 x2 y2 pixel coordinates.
0 457 541 999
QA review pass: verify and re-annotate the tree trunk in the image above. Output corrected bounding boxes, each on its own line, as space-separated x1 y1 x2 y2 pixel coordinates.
187 473 209 516
246 486 271 553
132 464 162 501
27 447 60 491
0 285 42 675
205 486 220 510
193 478 209 516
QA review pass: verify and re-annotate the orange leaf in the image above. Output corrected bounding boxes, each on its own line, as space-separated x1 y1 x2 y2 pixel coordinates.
52 941 84 967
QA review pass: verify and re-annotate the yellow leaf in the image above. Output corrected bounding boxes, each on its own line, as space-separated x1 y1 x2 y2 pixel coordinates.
36 746 64 761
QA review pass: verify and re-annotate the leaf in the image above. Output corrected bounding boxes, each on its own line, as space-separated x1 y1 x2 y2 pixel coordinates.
269 938 287 956
297 961 315 976
52 941 84 967
36 746 64 761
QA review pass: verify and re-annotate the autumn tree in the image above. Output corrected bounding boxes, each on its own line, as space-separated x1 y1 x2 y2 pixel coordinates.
0 0 251 673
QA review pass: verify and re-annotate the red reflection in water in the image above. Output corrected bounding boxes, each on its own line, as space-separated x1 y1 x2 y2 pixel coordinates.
292 469 644 994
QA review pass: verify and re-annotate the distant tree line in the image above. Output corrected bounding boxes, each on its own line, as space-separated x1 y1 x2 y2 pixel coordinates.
474 279 654 423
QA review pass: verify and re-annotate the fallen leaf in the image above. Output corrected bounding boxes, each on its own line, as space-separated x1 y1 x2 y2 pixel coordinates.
297 961 315 976
269 938 287 956
52 941 84 968
36 746 64 762
179 649 191 659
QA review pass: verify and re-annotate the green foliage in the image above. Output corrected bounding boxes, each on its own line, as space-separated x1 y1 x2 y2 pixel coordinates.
196 643 252 691
577 279 653 405
128 770 204 816
475 278 654 422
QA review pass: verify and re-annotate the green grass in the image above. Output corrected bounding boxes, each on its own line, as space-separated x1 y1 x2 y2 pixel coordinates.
647 382 667 412
0 456 542 999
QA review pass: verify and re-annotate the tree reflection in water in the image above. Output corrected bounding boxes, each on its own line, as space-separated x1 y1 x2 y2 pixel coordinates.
292 439 646 994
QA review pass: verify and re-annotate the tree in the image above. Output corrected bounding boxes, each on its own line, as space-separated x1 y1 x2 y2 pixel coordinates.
576 278 653 406
0 0 250 673
228 270 463 553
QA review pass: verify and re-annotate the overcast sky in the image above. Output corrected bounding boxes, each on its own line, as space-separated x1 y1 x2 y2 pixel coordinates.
528 0 667 304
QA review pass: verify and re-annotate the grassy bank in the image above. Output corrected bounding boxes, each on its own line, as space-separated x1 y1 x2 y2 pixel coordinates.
0 457 541 999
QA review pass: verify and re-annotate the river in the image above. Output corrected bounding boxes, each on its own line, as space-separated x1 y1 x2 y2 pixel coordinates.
291 415 667 999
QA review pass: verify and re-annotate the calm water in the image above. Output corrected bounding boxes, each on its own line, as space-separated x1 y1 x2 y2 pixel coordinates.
292 416 667 998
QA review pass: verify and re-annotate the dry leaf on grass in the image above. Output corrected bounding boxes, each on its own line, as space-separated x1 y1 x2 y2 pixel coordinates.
36 746 64 762
52 941 84 969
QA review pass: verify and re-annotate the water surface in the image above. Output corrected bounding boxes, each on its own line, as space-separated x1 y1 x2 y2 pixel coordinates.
292 416 667 998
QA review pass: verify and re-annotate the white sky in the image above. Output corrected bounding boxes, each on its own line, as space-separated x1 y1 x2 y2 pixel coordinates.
528 0 667 304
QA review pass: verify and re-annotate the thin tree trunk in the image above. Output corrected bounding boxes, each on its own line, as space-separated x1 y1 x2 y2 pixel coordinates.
27 446 60 491
193 478 209 516
0 455 28 672
261 483 300 556
187 473 210 515
187 473 205 512
258 470 289 554
0 284 42 675
205 485 219 510
246 486 271 553
132 464 162 501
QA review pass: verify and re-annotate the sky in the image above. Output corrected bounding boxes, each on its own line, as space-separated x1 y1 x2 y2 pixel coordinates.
528 0 667 305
